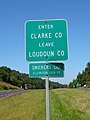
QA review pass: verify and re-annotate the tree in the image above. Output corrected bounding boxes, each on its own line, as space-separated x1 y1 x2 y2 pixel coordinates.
0 66 65 89
69 62 90 88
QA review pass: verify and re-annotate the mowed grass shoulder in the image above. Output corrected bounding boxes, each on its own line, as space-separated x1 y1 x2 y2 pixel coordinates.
0 89 90 120
50 89 90 120
0 90 46 120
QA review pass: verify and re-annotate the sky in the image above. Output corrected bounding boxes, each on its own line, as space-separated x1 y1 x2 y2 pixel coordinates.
0 0 90 84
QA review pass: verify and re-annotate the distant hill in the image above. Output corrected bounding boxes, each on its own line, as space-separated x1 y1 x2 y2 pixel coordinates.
0 81 19 90
0 66 67 90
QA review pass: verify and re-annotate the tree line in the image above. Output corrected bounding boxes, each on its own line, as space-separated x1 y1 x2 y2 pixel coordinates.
69 62 90 88
0 66 67 89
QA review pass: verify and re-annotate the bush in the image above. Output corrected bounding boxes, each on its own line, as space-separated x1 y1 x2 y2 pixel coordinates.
2 85 9 90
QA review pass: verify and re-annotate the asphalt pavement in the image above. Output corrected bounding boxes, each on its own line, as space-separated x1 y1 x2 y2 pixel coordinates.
71 88 90 91
79 88 90 91
0 90 29 99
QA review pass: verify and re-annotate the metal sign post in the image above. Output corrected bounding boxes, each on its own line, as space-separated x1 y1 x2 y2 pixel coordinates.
25 19 68 120
29 62 65 120
46 76 50 120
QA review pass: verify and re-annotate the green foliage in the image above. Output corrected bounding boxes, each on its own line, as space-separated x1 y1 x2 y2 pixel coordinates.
0 66 65 90
2 85 9 90
69 62 90 88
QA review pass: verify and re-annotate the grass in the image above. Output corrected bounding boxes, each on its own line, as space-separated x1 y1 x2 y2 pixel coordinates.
0 90 46 120
50 89 90 120
0 89 90 120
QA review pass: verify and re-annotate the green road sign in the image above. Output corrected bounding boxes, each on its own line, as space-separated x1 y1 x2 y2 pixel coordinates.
29 63 64 77
25 19 68 62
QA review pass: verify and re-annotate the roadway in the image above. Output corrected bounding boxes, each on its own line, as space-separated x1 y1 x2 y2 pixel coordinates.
0 90 29 99
78 88 90 91
71 88 90 91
